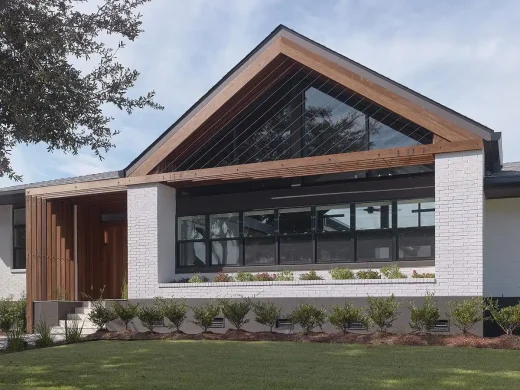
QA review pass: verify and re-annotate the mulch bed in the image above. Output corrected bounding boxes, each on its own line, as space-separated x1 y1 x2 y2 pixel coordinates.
83 329 520 350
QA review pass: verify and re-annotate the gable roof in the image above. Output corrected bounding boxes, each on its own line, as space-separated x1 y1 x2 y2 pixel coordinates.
124 24 497 177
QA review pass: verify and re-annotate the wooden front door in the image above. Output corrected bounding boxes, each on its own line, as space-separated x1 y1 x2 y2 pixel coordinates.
100 220 128 299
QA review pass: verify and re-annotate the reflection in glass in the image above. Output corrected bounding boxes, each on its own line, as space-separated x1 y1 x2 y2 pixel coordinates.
13 208 25 226
211 240 240 265
356 202 392 230
369 117 422 150
317 205 350 232
397 199 435 228
179 242 206 267
317 234 352 263
210 213 239 238
399 229 434 259
357 234 392 261
420 201 435 226
178 216 206 240
279 208 312 235
243 210 275 237
279 236 313 264
244 237 276 265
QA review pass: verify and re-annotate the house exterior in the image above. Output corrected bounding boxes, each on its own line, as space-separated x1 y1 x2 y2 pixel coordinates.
0 25 518 335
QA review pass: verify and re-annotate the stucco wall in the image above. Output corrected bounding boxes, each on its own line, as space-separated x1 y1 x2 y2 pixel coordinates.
484 198 520 297
0 205 26 299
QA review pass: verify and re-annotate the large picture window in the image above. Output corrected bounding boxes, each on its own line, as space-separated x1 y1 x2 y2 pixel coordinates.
13 208 26 269
177 198 435 269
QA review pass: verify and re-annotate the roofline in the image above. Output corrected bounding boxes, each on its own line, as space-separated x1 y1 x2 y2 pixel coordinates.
124 24 496 176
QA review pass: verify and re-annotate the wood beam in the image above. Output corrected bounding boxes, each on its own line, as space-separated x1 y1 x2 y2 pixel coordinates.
27 140 482 198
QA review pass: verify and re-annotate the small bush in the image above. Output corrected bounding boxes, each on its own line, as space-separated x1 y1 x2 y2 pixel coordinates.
409 293 440 333
328 302 369 332
88 303 117 330
113 301 140 330
137 305 163 332
274 270 294 281
253 301 282 332
486 299 520 336
356 270 381 279
412 270 435 278
254 273 276 281
64 319 84 343
366 295 400 332
0 295 27 333
299 270 323 281
121 273 128 300
155 298 187 332
170 277 190 283
289 303 326 333
329 268 355 280
220 299 252 330
380 265 407 279
213 272 234 282
6 323 25 352
188 274 209 283
34 317 53 348
191 301 220 333
447 297 484 335
235 272 255 282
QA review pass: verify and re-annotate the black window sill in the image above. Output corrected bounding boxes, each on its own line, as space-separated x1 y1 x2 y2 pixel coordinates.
175 258 434 274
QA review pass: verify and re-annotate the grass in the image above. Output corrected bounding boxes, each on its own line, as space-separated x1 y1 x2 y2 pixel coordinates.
0 340 520 389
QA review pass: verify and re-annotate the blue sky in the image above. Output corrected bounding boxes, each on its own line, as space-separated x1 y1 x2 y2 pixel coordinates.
3 0 520 186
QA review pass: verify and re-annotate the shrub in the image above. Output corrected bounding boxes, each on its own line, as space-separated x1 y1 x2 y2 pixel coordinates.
253 301 282 332
155 298 187 332
409 293 440 333
64 319 84 343
188 274 209 283
274 270 294 281
380 265 407 279
191 301 220 333
299 270 323 281
254 273 276 281
170 277 190 283
121 273 128 300
220 299 252 330
356 270 381 279
328 302 369 332
366 295 400 332
486 299 520 336
6 323 26 352
88 302 117 330
289 303 326 333
447 297 484 335
137 305 163 332
34 317 53 348
329 268 355 280
412 270 435 278
0 295 27 333
213 272 234 282
113 301 140 330
235 272 255 282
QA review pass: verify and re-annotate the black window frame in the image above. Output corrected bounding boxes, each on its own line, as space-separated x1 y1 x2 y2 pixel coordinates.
12 207 26 270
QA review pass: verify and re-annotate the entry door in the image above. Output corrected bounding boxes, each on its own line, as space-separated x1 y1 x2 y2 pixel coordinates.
100 221 128 299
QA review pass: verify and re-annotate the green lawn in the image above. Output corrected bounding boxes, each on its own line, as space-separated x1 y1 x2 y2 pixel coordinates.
0 341 519 389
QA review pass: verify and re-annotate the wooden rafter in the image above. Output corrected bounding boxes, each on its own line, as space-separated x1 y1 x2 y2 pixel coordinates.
27 140 482 199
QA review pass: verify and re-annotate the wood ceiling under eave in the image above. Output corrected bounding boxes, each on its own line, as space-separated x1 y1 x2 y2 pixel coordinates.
129 34 482 177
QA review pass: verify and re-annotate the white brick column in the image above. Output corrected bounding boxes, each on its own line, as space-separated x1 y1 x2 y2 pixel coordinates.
127 183 176 299
435 149 484 296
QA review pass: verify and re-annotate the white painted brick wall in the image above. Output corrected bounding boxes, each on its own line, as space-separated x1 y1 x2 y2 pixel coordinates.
0 205 26 299
435 150 484 296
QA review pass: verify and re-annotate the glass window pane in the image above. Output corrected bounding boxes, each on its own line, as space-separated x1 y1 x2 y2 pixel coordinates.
209 213 239 238
279 207 312 235
279 236 313 264
211 240 240 265
14 248 26 269
356 202 392 230
317 234 352 263
317 205 350 232
304 87 367 157
243 210 275 237
178 242 206 267
399 229 434 259
357 233 393 261
244 237 276 265
420 201 435 227
397 201 419 228
13 208 25 226
369 117 422 150
178 216 206 240
14 227 25 248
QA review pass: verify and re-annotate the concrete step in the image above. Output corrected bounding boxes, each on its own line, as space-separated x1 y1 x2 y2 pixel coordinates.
59 320 97 330
75 307 93 315
51 326 97 336
67 313 89 321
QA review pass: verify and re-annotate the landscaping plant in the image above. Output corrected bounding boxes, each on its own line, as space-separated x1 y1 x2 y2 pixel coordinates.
220 299 252 330
137 305 163 333
328 302 369 332
412 270 435 278
64 319 84 344
234 272 255 282
380 265 407 279
329 268 355 280
113 301 140 330
34 317 54 348
213 272 234 282
191 301 221 333
254 273 276 281
188 274 209 283
6 322 25 352
155 298 188 332
253 301 282 332
447 297 485 335
88 302 117 330
0 295 27 333
289 303 327 333
366 295 400 332
409 293 440 333
356 270 381 279
274 270 294 281
486 299 520 336
299 270 324 281
121 273 128 300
